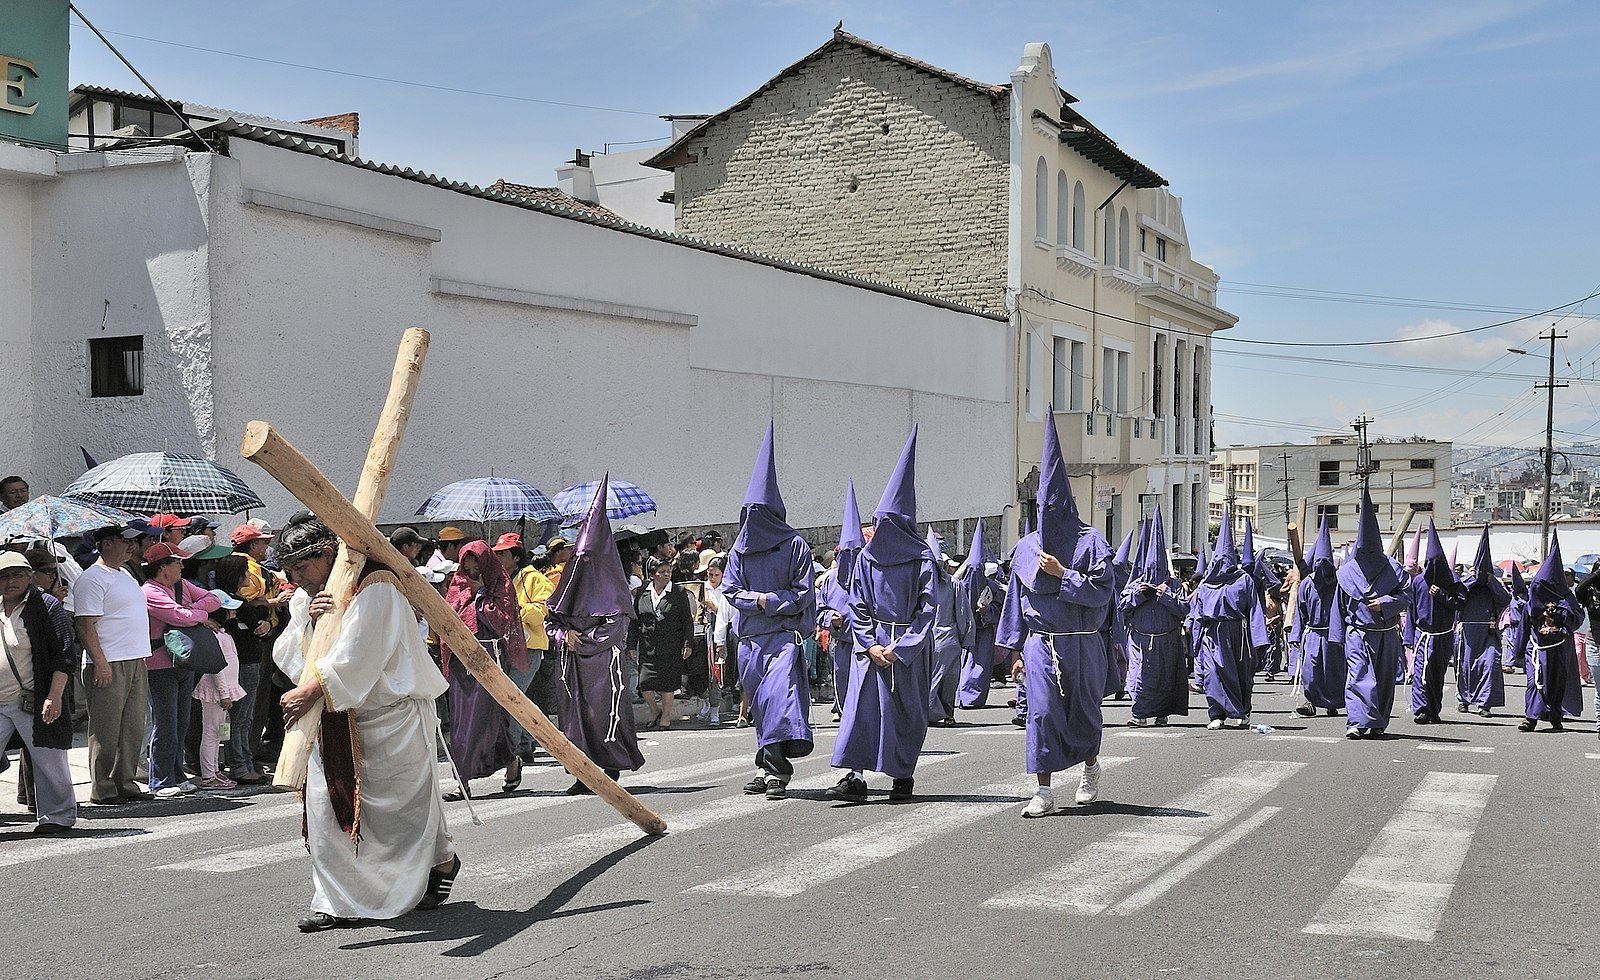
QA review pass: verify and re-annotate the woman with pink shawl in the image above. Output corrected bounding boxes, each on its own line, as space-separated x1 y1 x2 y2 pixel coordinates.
442 539 528 798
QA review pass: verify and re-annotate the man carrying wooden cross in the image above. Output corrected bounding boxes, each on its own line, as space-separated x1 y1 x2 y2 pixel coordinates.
275 512 461 932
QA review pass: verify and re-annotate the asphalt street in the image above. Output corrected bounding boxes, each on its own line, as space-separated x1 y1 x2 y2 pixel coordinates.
4 675 1597 980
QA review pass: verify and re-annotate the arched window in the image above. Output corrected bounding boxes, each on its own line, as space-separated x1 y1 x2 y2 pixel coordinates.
1055 172 1069 247
1034 157 1049 240
1104 207 1116 263
1072 181 1086 250
1118 207 1131 269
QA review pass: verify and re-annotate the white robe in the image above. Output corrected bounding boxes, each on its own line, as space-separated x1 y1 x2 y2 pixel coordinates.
273 580 453 919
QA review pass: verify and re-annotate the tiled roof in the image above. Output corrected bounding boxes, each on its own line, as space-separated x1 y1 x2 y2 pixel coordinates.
486 180 626 222
137 118 1005 321
301 112 359 136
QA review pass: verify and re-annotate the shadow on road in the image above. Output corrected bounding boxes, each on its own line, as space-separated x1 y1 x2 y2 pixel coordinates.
340 834 661 957
1045 801 1207 819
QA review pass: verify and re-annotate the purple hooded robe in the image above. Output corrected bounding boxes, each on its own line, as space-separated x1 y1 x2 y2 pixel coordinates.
926 529 975 724
1190 508 1269 722
957 520 1001 708
1329 490 1415 733
1119 507 1190 721
996 410 1112 774
817 481 865 712
724 422 816 769
546 474 646 774
1290 518 1346 711
1522 534 1585 722
1505 563 1530 672
1406 520 1465 721
834 429 936 779
1455 526 1509 711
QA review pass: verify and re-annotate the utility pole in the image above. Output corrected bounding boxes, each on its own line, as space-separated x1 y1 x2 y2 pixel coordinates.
1351 414 1378 527
1224 463 1241 538
1276 450 1294 530
1536 327 1568 556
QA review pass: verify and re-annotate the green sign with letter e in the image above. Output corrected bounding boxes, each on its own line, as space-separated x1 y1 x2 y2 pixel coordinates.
0 0 69 149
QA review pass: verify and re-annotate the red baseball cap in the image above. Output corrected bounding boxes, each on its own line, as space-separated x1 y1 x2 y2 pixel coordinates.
149 514 187 530
492 532 522 552
142 542 190 565
230 524 274 547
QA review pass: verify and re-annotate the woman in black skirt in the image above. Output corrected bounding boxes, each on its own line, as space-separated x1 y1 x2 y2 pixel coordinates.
633 557 694 729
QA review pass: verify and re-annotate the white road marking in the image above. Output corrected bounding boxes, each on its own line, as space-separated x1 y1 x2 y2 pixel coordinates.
1261 735 1345 744
984 759 1305 915
688 758 1136 899
0 797 301 869
1108 806 1282 915
1415 744 1494 754
1585 753 1600 760
1113 730 1186 738
474 752 976 886
153 756 752 874
1303 771 1497 942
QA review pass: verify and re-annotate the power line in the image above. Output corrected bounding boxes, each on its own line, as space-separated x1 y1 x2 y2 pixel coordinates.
69 23 661 118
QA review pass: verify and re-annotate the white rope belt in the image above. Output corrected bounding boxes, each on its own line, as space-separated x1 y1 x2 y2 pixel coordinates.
1036 630 1099 697
871 619 908 693
1349 622 1400 632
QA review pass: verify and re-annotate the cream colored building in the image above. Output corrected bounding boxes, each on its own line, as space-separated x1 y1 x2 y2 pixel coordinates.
1210 436 1453 548
648 31 1237 551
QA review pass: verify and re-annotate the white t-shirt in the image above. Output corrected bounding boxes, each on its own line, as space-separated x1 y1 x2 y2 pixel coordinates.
72 563 153 664
0 604 32 706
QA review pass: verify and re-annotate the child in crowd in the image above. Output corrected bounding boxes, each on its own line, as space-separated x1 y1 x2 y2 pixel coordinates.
193 589 249 789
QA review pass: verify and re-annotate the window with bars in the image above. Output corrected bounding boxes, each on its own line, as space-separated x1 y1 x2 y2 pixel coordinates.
90 336 144 397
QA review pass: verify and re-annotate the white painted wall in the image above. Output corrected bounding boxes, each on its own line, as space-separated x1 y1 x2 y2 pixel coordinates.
11 139 1013 534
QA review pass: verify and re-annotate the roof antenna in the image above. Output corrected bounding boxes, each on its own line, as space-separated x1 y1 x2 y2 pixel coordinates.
68 2 214 151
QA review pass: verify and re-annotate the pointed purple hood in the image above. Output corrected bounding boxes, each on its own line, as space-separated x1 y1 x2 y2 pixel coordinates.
1413 518 1457 623
1135 506 1173 583
1336 488 1400 598
548 473 634 623
958 519 991 610
1037 408 1080 560
734 420 797 554
833 479 865 594
925 528 948 582
1529 531 1573 608
1510 560 1528 599
861 427 926 567
1242 520 1257 567
1202 506 1241 585
1463 524 1510 609
1309 516 1335 587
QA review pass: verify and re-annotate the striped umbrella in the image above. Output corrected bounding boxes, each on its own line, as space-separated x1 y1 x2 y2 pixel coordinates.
62 452 265 515
416 477 562 523
0 496 141 544
552 480 657 521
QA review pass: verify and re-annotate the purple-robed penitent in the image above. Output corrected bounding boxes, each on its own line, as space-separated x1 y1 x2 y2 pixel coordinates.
547 474 646 774
1119 507 1190 721
818 480 865 711
1190 508 1268 722
926 530 974 723
726 421 816 767
1522 534 1585 722
957 520 1000 708
1456 526 1509 711
1290 518 1346 710
1330 490 1415 733
996 409 1111 775
1406 520 1465 720
834 428 936 778
1505 562 1529 671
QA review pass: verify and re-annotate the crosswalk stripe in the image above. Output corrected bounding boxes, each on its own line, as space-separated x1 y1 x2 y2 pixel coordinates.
155 755 752 874
1587 753 1600 760
1113 730 1185 738
1415 744 1493 754
473 752 971 887
1303 771 1496 942
0 796 300 869
1108 806 1282 915
1261 735 1344 744
688 757 1137 899
983 759 1305 915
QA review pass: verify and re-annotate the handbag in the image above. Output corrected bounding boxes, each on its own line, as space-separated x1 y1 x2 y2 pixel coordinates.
165 582 226 675
1 623 35 714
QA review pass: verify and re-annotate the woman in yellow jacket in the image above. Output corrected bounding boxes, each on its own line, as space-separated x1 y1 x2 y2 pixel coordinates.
493 534 554 765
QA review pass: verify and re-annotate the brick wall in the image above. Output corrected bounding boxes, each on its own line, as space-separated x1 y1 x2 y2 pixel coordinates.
672 45 1009 314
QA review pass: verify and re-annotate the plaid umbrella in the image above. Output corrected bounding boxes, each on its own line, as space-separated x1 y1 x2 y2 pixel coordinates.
0 496 141 544
416 477 561 523
62 452 266 515
552 480 657 521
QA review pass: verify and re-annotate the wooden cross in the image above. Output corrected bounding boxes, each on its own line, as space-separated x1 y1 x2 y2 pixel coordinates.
245 328 666 835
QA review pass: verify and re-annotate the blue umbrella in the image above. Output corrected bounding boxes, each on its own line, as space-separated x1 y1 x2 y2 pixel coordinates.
416 477 561 523
0 496 141 544
63 451 265 514
552 480 657 521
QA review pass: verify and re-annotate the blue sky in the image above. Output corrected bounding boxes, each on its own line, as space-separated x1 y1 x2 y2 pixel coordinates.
66 0 1600 452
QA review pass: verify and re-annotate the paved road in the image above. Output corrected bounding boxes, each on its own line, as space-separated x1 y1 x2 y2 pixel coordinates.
4 676 1597 979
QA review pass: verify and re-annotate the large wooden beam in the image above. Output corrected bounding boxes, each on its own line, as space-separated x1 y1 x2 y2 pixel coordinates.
272 328 430 790
241 422 668 836
1385 508 1416 560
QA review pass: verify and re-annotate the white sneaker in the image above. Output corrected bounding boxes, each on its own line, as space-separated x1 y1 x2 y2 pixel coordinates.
178 779 198 794
696 701 711 721
708 709 721 726
1075 763 1102 805
153 785 186 799
1207 719 1224 730
1022 789 1057 818
1126 716 1152 728
1222 717 1247 729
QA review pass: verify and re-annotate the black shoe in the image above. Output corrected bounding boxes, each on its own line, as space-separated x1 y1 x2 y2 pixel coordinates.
1414 714 1432 725
416 854 461 910
1478 707 1492 718
297 912 364 933
764 778 787 800
825 774 868 803
1295 705 1316 718
31 822 71 836
1011 715 1026 728
1551 718 1565 732
1518 718 1536 732
742 775 768 795
565 780 594 796
1457 702 1470 713
1326 708 1339 717
889 778 914 802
